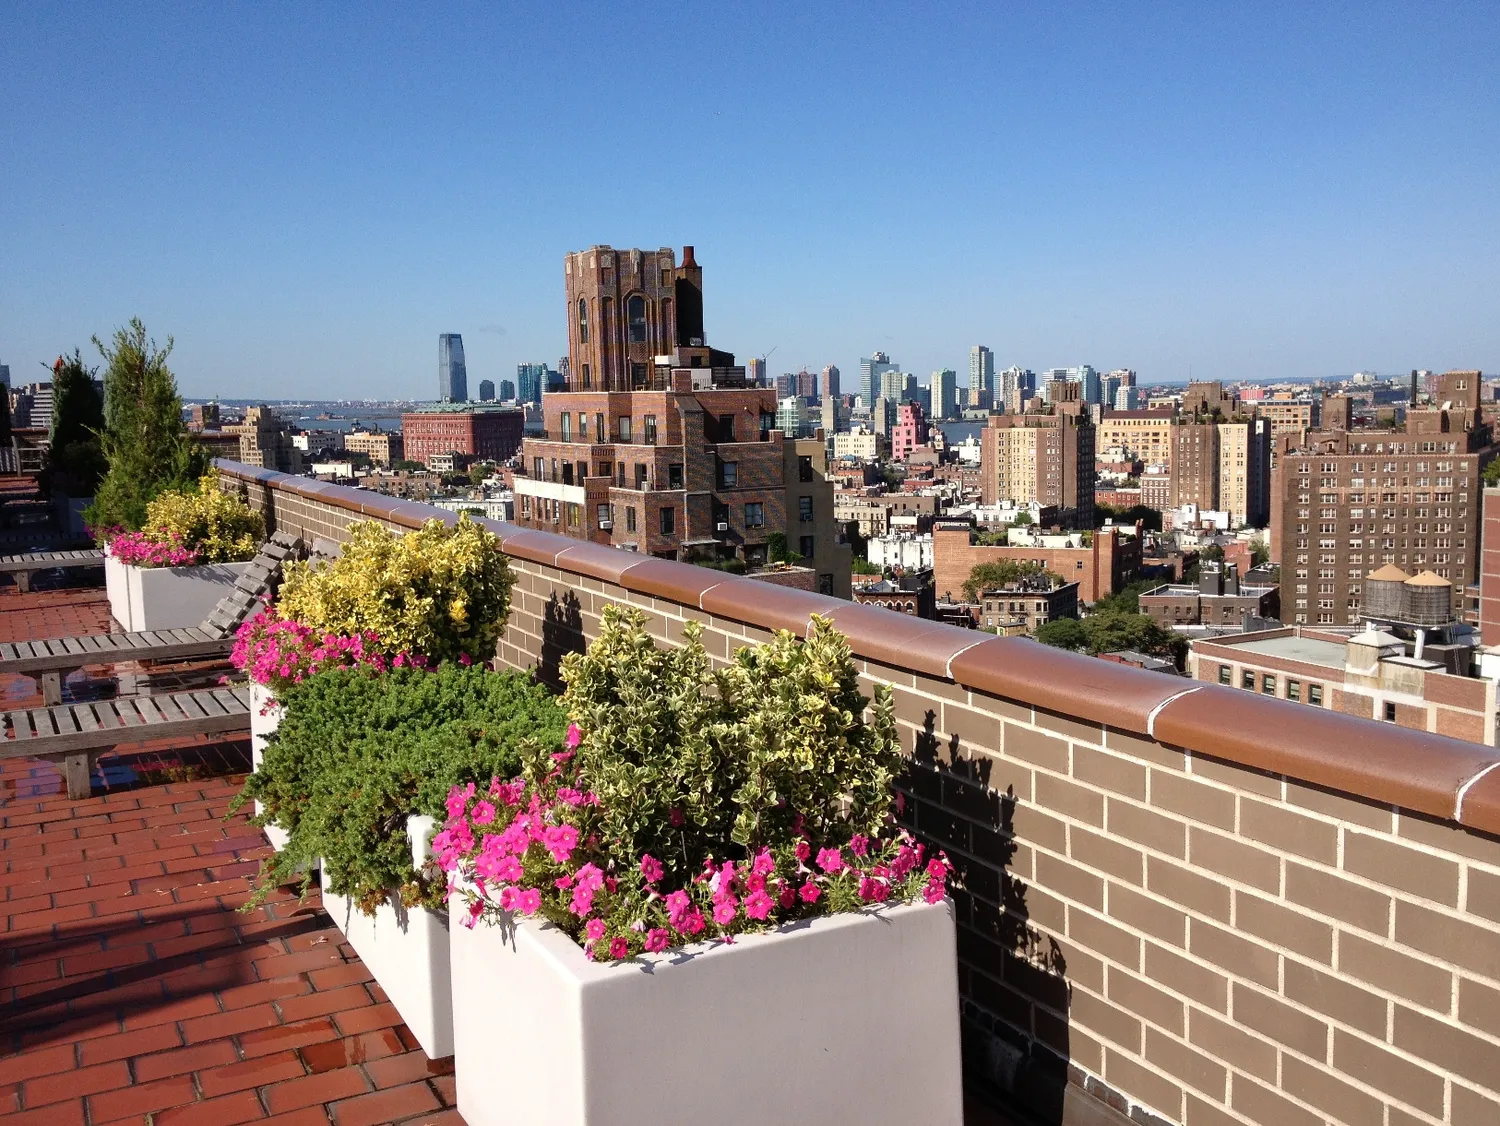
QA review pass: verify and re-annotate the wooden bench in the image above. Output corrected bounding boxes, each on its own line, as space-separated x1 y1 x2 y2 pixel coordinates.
0 533 304 705
0 548 105 593
0 686 252 798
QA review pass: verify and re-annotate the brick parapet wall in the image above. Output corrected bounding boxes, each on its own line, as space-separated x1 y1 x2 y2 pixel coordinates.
218 460 1500 1126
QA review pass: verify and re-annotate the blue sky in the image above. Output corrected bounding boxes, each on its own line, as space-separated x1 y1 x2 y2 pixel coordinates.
2 4 1497 400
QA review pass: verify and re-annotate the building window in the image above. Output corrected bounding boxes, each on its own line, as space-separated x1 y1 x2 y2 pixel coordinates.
719 462 738 488
578 299 589 344
668 463 683 489
560 414 571 441
1218 665 1231 686
1287 679 1301 702
595 413 605 442
1308 684 1323 706
799 496 814 522
644 415 658 445
1384 701 1397 722
659 507 675 535
798 455 814 482
582 363 591 389
618 417 632 441
745 502 765 527
625 507 637 532
596 503 610 526
800 535 815 559
1261 674 1276 696
1241 671 1254 690
628 295 647 343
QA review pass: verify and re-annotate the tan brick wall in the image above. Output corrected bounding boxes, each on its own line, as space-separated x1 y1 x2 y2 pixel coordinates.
222 464 1500 1126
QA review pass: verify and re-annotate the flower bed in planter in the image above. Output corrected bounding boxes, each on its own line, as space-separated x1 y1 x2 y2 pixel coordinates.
450 897 960 1125
323 814 453 1059
439 605 963 1124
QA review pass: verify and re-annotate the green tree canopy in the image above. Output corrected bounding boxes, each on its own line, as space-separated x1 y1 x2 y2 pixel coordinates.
48 350 107 495
1095 503 1163 533
961 559 1058 602
1249 535 1270 568
1034 617 1088 650
1483 458 1500 488
86 319 209 530
1091 577 1160 616
1035 607 1186 665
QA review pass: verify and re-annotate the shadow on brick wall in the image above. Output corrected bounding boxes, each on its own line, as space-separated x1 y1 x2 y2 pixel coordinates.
539 591 584 690
904 711 1071 1125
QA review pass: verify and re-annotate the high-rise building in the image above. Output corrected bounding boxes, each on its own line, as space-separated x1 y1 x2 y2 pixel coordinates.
860 352 897 408
1171 421 1221 511
891 402 929 461
794 369 818 401
0 363 9 388
564 244 719 392
500 379 516 401
821 364 840 402
478 379 496 402
1043 365 1101 406
980 404 1094 528
970 346 994 407
746 357 767 387
438 334 467 402
1217 418 1272 527
879 368 905 405
998 367 1036 414
512 244 850 596
929 368 958 420
1275 377 1489 626
777 396 813 438
518 363 547 407
774 373 795 398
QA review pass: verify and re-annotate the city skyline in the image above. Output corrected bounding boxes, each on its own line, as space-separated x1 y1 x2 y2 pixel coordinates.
3 7 1497 398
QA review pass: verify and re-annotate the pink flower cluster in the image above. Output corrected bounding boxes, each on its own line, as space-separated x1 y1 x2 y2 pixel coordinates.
439 723 953 963
231 609 428 691
107 531 201 568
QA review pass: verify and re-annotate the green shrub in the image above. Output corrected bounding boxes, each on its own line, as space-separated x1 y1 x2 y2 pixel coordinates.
234 664 566 914
276 515 513 664
560 603 900 887
142 473 264 562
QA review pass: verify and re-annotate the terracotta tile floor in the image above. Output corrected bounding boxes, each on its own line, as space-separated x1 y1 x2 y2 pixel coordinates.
0 566 1016 1126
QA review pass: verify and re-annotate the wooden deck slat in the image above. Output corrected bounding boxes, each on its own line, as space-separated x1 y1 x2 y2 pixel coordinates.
71 704 101 733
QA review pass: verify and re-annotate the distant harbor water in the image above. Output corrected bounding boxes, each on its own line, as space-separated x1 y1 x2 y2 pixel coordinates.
289 414 404 433
937 421 983 444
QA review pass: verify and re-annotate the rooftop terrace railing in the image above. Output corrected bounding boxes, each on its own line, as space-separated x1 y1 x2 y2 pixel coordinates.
217 458 1500 1126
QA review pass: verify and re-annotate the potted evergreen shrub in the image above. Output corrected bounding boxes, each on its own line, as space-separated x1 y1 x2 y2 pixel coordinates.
233 664 564 1059
233 514 519 1056
101 473 264 631
46 351 107 539
438 605 963 1125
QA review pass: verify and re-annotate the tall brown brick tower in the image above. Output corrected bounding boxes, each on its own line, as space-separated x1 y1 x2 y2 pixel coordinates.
563 245 706 392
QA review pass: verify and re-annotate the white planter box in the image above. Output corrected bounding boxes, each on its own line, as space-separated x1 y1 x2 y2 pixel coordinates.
249 683 290 852
103 548 127 625
322 814 453 1059
111 558 253 633
450 897 962 1126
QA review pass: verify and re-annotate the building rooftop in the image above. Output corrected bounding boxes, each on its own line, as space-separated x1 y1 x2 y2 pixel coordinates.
1217 632 1348 669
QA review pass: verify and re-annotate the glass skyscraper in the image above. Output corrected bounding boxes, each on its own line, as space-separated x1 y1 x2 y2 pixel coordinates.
517 363 547 407
439 334 468 402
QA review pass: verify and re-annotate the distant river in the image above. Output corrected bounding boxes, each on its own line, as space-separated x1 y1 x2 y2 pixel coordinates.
286 414 405 433
937 421 983 444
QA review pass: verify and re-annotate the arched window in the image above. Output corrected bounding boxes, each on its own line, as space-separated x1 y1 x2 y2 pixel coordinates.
578 299 589 344
627 295 647 343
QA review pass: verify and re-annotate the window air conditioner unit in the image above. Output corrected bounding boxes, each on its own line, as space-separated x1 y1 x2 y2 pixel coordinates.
716 521 730 532
599 520 613 529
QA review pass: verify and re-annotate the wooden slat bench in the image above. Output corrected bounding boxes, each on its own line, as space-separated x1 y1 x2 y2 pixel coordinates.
0 548 105 593
0 685 252 798
0 533 304 704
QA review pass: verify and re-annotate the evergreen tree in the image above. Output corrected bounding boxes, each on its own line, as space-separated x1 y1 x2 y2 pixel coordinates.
86 319 208 530
47 350 107 495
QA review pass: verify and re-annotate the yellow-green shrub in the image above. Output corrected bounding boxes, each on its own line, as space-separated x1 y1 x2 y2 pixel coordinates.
142 473 265 563
276 516 513 664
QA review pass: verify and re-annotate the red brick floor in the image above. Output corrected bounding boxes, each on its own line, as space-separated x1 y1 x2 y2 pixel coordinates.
0 574 1016 1126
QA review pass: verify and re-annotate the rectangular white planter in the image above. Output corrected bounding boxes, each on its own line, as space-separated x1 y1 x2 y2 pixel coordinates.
249 683 290 852
103 548 127 624
450 897 963 1126
322 814 453 1060
111 558 253 633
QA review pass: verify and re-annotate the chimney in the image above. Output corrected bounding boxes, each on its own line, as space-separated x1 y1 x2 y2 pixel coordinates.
1410 370 1418 407
1225 562 1240 596
681 245 697 268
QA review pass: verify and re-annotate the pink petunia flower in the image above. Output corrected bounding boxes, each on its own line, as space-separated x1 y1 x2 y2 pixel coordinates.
751 848 776 877
609 936 629 960
517 888 542 914
816 847 845 875
565 723 583 749
585 918 607 941
712 899 738 926
744 889 774 920
639 854 664 883
644 927 670 953
922 879 946 905
794 839 811 863
798 881 821 904
849 834 869 858
471 801 496 825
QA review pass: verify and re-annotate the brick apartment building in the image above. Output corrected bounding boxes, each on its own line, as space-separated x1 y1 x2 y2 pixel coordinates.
400 405 524 467
223 406 303 475
975 578 1079 635
1252 396 1314 443
979 402 1094 528
1096 409 1174 468
1272 371 1492 625
511 245 851 597
1482 486 1500 645
344 429 403 467
1139 562 1280 629
1170 421 1219 511
890 402 929 462
1190 624 1496 745
932 521 1141 604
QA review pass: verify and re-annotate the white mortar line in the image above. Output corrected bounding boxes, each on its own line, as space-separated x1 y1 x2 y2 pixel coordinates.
1145 686 1205 740
944 637 991 679
1453 759 1500 821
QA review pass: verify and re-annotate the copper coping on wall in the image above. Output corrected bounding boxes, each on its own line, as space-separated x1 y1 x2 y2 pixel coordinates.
216 461 1500 837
